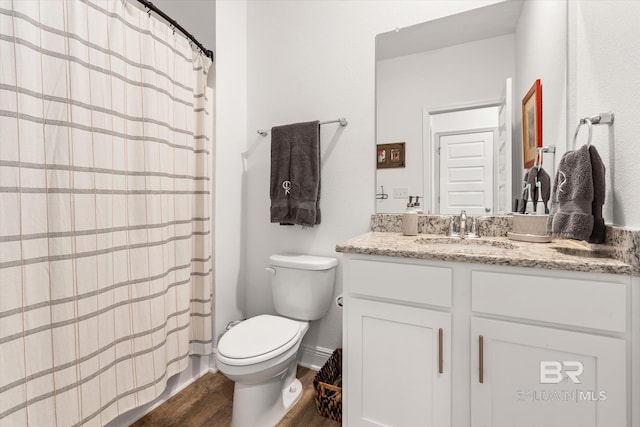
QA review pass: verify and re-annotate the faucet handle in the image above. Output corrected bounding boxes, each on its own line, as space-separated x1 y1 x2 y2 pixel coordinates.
448 216 458 237
468 217 478 238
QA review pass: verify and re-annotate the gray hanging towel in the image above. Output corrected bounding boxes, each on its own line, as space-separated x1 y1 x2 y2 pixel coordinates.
588 145 606 243
547 144 605 242
270 121 321 226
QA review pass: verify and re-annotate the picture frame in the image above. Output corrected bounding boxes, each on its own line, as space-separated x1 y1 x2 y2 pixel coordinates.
522 79 542 169
376 142 405 169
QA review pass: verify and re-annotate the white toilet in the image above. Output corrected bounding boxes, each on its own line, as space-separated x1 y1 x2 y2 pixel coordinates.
215 253 338 427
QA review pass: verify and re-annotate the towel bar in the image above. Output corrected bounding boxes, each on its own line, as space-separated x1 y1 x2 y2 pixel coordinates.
533 146 556 170
257 117 348 136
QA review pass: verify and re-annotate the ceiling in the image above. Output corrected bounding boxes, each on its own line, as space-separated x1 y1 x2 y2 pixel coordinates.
376 0 523 61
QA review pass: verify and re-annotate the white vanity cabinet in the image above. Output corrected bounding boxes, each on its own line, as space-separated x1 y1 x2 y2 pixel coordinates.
341 254 639 427
470 318 626 427
347 298 451 427
343 258 453 427
470 271 628 427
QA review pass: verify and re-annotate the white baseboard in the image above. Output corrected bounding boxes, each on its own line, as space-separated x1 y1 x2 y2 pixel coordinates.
297 344 334 371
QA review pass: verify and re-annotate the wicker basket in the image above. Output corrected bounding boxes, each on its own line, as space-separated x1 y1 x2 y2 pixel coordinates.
313 348 342 423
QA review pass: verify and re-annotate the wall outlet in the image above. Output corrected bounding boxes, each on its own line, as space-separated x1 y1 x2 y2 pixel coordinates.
393 187 409 199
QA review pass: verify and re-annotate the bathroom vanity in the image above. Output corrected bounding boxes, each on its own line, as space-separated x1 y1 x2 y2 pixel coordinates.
337 230 640 427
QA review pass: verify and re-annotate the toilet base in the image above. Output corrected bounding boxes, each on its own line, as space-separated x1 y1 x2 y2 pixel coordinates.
216 319 311 427
230 376 302 427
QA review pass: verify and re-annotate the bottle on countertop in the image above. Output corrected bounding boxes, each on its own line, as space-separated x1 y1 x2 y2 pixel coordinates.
402 197 418 236
413 196 423 214
525 184 534 214
535 180 546 215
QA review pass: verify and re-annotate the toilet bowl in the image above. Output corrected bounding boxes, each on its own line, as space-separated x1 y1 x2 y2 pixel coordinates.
217 315 310 427
215 254 337 427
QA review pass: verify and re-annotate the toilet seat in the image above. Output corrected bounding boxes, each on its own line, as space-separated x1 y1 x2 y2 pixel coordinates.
217 315 304 366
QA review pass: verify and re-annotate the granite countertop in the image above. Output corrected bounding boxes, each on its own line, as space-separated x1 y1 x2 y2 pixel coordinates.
336 232 638 276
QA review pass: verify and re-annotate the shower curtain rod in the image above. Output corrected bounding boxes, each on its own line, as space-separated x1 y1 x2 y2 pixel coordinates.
136 0 214 61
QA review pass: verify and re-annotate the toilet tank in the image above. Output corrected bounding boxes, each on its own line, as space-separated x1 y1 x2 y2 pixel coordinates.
269 254 337 321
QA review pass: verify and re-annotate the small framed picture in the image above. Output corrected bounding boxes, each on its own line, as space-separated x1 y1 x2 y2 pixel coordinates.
390 148 401 162
376 142 405 169
522 79 542 169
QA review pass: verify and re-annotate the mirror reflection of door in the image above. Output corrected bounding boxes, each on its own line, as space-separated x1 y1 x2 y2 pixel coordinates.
437 131 494 215
428 106 500 215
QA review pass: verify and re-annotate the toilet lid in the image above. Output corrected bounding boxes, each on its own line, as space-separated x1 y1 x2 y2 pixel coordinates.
218 315 300 359
269 253 337 270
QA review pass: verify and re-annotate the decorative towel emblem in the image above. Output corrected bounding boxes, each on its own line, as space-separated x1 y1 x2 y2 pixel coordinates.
557 171 567 194
282 180 291 195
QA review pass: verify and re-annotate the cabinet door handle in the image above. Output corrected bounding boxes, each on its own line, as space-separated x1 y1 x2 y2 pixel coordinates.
438 328 443 374
479 335 484 384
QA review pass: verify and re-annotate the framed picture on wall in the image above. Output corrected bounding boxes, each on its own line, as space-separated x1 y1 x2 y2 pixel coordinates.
522 79 542 169
376 143 405 169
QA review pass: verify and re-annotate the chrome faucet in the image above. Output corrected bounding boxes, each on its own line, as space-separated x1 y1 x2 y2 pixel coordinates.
468 216 478 238
448 210 478 239
459 210 467 238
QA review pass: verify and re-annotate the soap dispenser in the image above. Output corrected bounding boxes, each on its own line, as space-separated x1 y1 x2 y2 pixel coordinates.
414 196 423 214
402 197 418 236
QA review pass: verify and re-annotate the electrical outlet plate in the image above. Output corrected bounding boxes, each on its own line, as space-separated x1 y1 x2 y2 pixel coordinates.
393 188 409 199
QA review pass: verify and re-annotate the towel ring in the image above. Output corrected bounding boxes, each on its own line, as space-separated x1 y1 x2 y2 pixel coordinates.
572 117 593 150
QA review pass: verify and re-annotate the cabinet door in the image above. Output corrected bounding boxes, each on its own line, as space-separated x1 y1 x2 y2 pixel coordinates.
346 298 451 427
471 318 626 427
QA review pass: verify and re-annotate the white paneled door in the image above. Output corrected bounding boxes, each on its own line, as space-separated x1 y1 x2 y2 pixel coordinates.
439 131 494 215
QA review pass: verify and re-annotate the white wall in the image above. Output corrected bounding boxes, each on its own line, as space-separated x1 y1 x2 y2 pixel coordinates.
514 0 566 200
214 0 247 344
570 0 640 228
377 36 514 213
431 107 500 132
240 0 505 360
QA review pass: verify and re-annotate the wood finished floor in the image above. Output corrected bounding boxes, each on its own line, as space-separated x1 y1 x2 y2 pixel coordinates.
131 366 341 427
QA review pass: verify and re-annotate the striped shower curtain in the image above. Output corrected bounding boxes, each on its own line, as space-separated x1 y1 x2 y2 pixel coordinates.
0 1 213 426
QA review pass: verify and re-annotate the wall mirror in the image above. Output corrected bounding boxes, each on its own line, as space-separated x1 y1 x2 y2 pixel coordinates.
375 0 567 215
